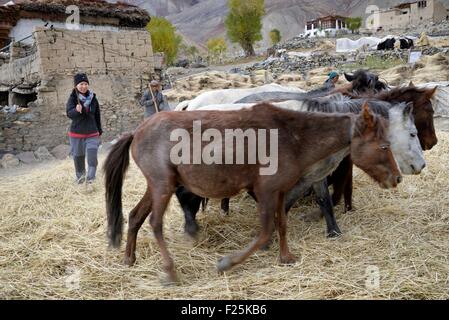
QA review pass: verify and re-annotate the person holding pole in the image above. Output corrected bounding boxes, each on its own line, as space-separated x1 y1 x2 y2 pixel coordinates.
139 80 170 118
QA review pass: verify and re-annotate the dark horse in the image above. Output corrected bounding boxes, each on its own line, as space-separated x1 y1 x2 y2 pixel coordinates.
330 84 438 212
104 103 401 283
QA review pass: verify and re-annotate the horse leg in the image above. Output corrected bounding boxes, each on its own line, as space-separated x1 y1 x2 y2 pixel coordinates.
220 198 230 215
175 186 201 237
217 190 276 272
285 181 310 214
312 179 341 238
343 162 354 212
260 182 307 250
276 192 296 264
124 187 152 266
150 188 178 284
330 156 351 207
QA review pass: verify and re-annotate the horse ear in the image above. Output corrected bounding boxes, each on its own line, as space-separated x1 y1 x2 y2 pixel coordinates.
362 102 375 128
426 86 437 99
403 102 414 118
344 73 354 82
408 81 415 87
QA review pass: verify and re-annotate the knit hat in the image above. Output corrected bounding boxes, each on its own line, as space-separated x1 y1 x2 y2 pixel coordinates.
150 80 160 87
74 73 89 86
328 71 339 79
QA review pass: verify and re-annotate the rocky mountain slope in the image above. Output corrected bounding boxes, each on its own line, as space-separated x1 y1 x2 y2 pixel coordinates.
117 0 449 48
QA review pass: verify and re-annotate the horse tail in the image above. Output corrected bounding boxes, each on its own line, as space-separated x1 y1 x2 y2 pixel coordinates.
103 133 134 248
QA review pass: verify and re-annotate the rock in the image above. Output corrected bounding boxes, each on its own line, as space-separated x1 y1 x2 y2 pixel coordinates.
166 67 187 76
17 151 38 164
175 59 190 68
191 62 207 68
27 101 37 108
51 144 71 160
18 112 38 122
35 146 55 161
1 154 19 168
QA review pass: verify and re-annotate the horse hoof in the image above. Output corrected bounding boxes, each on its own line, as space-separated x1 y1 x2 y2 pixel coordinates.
217 256 233 273
161 272 179 287
124 255 136 267
279 253 297 265
344 205 354 213
184 222 199 238
327 229 342 238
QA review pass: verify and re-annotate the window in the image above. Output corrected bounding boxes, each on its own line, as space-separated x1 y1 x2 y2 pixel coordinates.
321 20 334 29
0 91 8 106
10 90 37 108
418 1 427 8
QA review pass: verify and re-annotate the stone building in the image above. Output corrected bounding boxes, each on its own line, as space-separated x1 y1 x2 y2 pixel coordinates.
0 0 162 154
304 15 349 38
374 0 449 30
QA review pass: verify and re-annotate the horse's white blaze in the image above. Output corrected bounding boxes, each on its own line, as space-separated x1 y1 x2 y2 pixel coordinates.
182 84 305 111
388 103 426 175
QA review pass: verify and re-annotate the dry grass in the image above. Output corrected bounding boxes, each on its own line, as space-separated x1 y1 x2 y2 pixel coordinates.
1 133 449 299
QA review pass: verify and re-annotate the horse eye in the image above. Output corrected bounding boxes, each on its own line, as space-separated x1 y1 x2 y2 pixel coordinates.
380 145 389 150
410 133 416 138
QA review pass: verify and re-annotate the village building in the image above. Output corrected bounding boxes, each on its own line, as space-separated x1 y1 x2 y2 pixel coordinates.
304 15 349 38
0 0 163 154
374 0 449 30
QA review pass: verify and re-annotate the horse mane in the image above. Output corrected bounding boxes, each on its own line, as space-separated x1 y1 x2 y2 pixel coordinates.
304 96 391 119
372 85 430 101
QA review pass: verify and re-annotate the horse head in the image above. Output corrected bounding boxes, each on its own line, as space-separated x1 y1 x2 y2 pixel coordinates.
345 70 387 95
350 102 402 189
388 102 426 175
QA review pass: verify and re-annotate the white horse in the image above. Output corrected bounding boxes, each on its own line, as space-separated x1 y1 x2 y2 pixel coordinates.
197 98 426 175
175 83 305 111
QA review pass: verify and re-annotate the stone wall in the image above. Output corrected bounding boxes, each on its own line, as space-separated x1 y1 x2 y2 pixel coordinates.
0 27 155 153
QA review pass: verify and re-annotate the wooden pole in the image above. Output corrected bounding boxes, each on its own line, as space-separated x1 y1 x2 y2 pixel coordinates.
149 86 160 113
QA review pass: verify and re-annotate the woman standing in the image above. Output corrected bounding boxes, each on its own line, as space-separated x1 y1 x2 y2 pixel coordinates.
66 73 102 184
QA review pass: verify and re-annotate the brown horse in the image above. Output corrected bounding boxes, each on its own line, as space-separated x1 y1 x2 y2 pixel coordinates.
331 84 438 212
103 103 401 284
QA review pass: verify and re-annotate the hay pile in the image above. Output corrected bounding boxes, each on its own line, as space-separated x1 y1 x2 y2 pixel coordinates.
315 40 336 52
429 36 449 48
380 53 449 86
166 71 269 102
274 67 346 90
1 132 448 299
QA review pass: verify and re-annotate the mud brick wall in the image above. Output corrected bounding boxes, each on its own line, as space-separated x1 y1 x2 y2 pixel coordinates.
0 27 156 153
